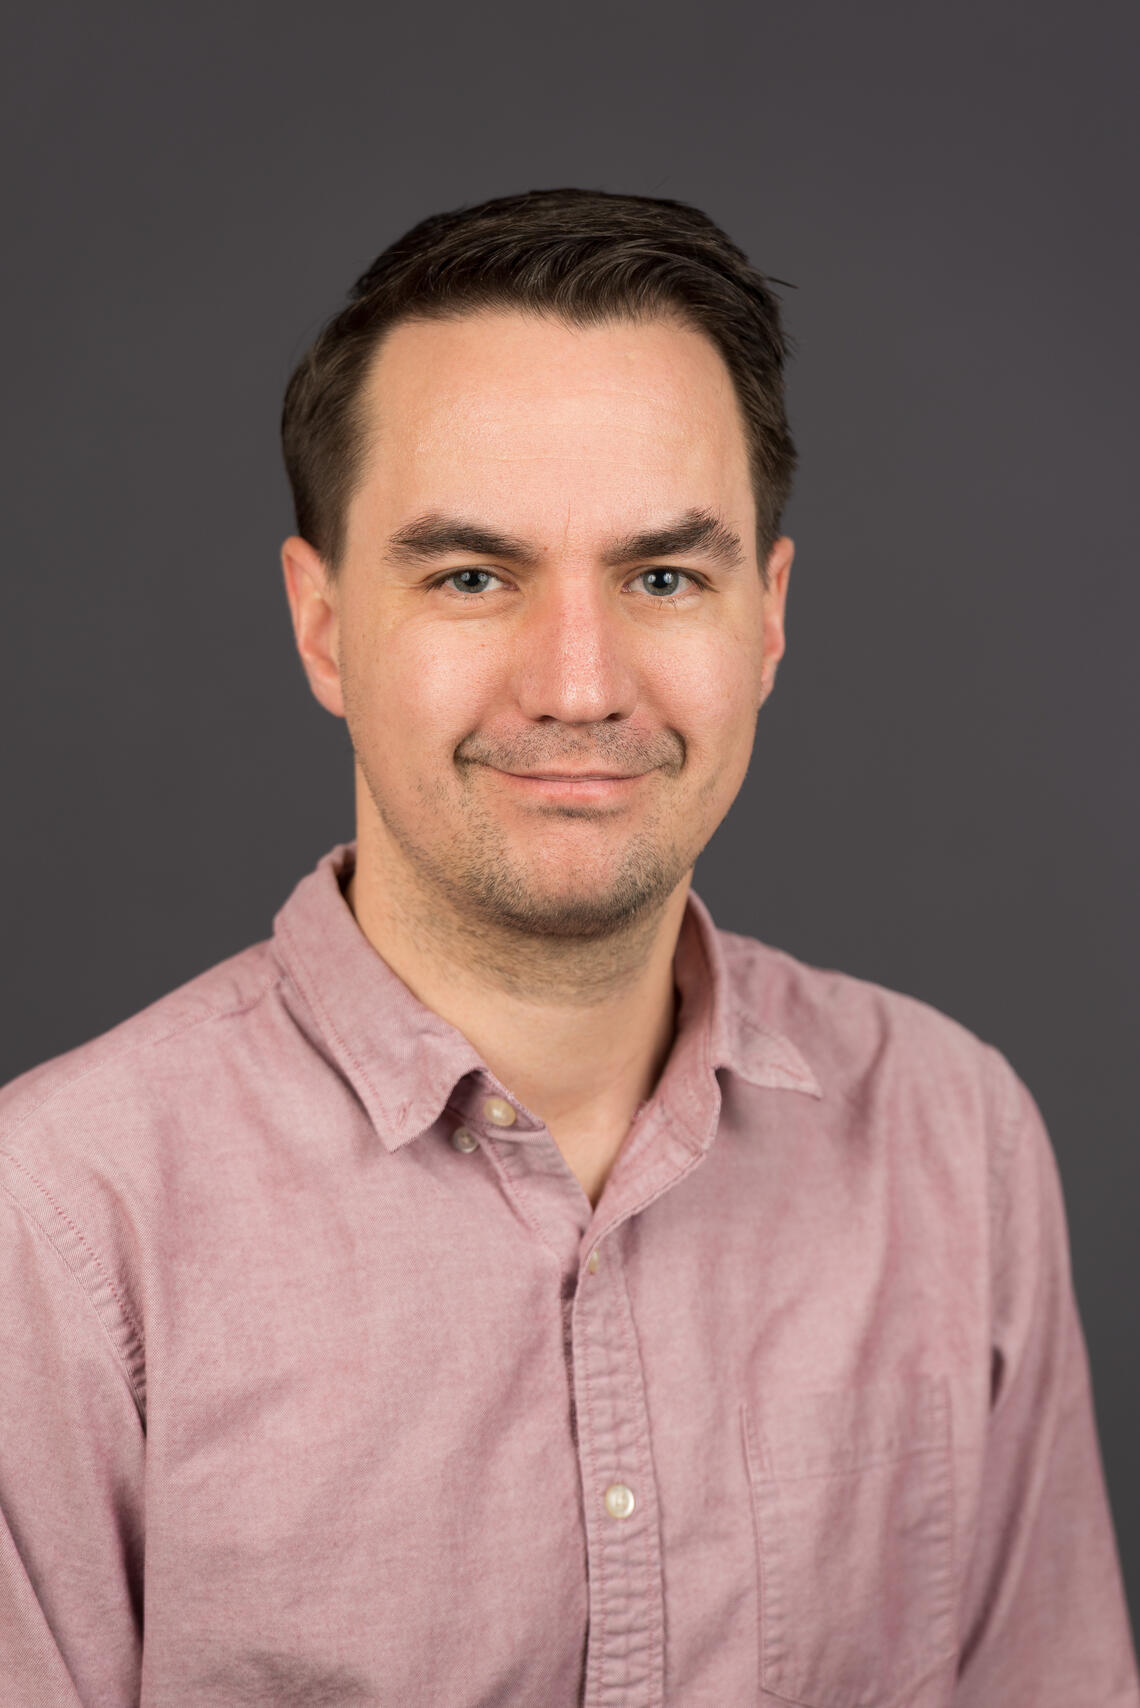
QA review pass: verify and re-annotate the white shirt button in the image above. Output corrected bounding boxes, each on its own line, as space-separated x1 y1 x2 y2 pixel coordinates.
450 1127 479 1153
604 1482 636 1520
482 1096 517 1128
586 1250 600 1274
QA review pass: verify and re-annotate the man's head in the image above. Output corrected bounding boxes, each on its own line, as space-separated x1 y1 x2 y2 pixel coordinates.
281 188 796 952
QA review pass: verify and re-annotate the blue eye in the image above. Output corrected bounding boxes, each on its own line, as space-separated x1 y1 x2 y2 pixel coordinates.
638 569 687 597
446 569 498 594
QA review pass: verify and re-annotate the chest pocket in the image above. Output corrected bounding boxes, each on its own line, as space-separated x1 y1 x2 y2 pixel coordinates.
743 1374 956 1708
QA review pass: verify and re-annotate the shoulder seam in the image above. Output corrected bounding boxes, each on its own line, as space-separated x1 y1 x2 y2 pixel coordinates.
983 1044 1028 1179
0 1176 147 1423
0 1146 146 1372
981 1044 1033 1272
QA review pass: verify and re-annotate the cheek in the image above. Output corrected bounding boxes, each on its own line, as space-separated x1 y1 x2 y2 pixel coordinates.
646 628 764 760
347 614 503 763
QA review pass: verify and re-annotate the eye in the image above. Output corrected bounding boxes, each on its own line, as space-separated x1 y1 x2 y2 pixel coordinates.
441 568 504 595
632 568 694 598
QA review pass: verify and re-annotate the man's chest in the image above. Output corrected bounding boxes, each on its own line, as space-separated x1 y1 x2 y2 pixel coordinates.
136 1119 987 1706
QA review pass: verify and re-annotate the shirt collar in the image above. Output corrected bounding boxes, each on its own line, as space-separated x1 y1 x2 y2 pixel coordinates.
271 841 821 1153
683 890 823 1099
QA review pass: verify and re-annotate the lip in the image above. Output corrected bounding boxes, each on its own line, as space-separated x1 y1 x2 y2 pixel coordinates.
502 770 648 781
485 766 654 802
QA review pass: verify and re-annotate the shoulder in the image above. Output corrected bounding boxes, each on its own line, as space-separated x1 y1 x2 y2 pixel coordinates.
715 924 1027 1141
0 938 285 1153
0 942 285 1414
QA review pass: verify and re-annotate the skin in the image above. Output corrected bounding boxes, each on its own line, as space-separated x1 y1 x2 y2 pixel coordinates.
282 308 792 1206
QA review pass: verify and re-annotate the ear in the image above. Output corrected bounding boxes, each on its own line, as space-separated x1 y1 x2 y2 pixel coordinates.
280 536 346 719
758 535 794 705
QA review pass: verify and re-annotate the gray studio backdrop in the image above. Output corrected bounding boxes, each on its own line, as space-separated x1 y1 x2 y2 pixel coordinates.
3 0 1137 1629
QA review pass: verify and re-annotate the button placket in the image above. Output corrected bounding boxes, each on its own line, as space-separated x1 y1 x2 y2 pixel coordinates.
477 1120 591 1276
573 1234 664 1707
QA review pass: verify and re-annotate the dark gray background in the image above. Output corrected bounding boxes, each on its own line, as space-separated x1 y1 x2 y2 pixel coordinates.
2 0 1137 1627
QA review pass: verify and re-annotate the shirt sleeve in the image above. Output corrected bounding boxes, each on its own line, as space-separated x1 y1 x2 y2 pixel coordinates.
0 1185 145 1707
952 1061 1140 1704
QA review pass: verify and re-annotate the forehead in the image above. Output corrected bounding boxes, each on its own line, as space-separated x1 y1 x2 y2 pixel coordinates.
349 309 754 546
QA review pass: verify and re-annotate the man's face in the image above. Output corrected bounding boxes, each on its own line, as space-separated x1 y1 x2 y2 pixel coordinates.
286 309 791 941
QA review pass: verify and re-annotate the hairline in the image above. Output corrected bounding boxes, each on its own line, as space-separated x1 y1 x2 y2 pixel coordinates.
326 301 773 589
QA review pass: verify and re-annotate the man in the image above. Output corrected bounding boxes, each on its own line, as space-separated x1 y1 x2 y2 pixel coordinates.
0 188 1135 1708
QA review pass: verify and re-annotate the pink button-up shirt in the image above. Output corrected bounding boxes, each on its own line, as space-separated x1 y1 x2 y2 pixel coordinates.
1 840 1136 1707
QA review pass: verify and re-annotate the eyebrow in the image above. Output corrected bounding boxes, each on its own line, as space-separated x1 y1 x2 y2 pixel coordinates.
600 509 745 571
384 515 542 569
382 507 746 572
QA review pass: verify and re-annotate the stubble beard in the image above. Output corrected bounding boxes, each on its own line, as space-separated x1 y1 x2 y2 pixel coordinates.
377 771 694 936
355 757 709 996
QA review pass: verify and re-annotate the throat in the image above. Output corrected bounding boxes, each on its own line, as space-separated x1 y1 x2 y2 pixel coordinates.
554 1098 654 1210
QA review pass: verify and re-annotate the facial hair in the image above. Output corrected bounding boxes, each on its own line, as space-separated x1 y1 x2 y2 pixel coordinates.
353 718 704 950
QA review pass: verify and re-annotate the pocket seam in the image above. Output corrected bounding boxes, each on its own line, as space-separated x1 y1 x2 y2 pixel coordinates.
742 1376 957 1708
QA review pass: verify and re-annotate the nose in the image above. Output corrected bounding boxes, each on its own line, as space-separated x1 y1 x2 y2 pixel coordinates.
512 572 639 725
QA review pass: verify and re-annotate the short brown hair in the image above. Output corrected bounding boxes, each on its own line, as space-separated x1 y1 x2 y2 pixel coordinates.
281 187 796 584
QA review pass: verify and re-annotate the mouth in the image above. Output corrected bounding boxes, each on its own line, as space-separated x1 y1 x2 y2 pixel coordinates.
502 770 650 782
484 766 656 805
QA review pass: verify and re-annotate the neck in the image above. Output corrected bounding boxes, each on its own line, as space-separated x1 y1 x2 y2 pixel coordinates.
346 822 690 1207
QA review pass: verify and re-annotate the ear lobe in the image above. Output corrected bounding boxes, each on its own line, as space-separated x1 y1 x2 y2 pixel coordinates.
280 535 347 719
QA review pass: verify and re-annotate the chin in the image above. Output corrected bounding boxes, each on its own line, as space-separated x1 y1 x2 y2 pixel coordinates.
455 844 689 942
